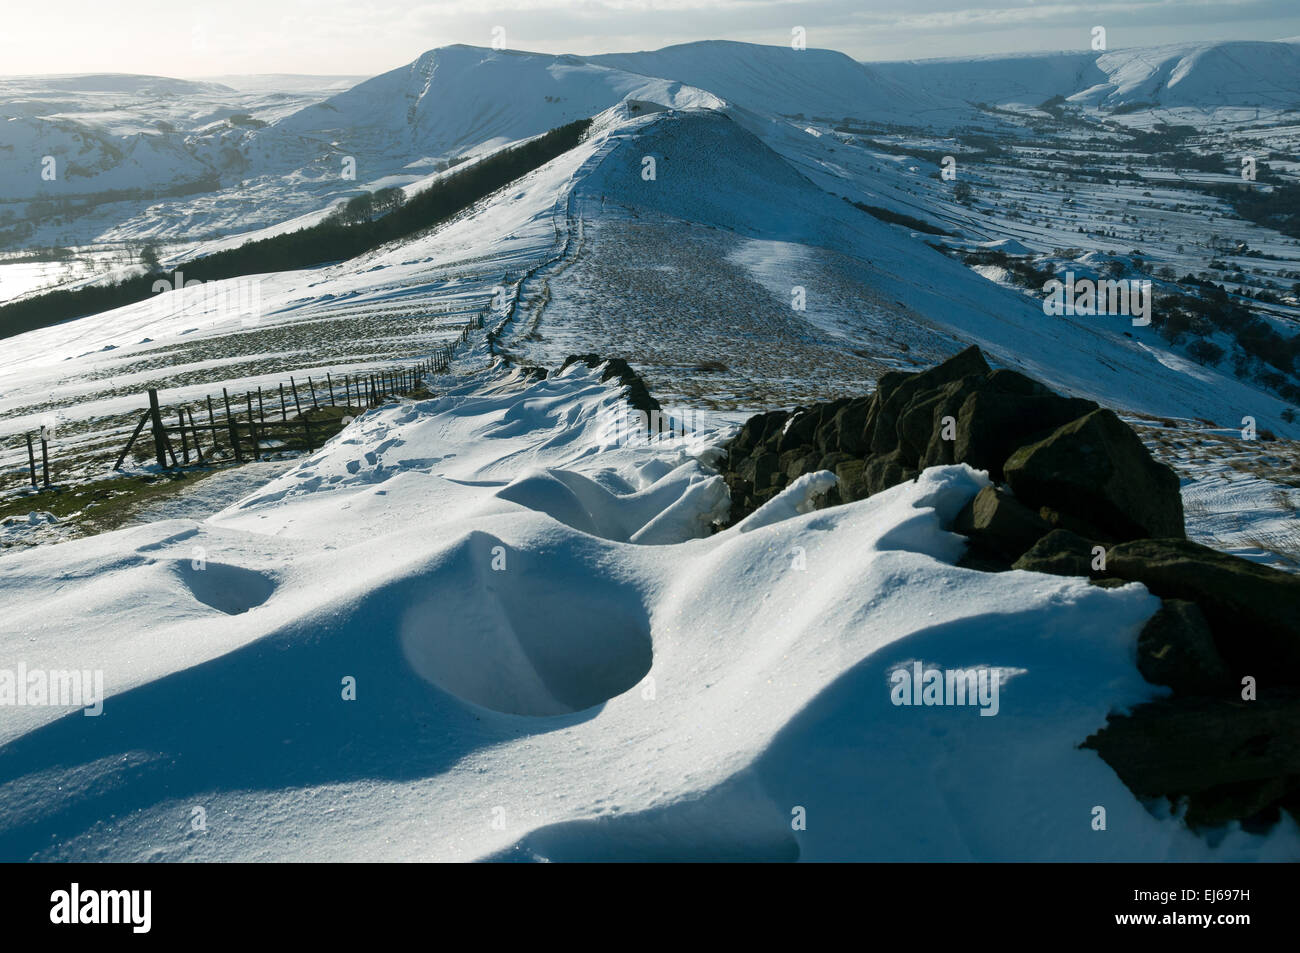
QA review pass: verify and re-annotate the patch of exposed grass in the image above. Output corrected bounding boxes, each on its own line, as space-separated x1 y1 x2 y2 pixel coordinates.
0 467 234 538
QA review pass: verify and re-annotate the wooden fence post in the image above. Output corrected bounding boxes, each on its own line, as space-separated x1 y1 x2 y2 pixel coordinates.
223 388 243 463
246 392 261 461
26 433 37 488
188 409 206 465
290 377 303 418
177 410 190 465
39 428 51 488
207 396 219 455
113 410 152 472
147 388 168 470
163 428 180 468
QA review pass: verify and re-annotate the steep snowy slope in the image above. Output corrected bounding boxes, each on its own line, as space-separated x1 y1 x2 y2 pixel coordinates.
589 40 946 124
270 45 721 167
512 106 1300 436
0 73 330 202
1088 40 1300 109
873 39 1300 110
870 50 1105 107
0 101 612 474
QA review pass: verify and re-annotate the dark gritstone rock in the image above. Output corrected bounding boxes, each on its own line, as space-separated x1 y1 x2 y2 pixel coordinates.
1081 692 1300 828
952 486 1051 562
1003 408 1185 542
561 354 660 415
833 459 868 503
716 345 1168 534
1011 529 1100 577
1035 504 1113 541
861 448 917 498
864 346 991 457
950 387 1098 482
1103 538 1300 679
709 345 1300 831
1136 600 1231 696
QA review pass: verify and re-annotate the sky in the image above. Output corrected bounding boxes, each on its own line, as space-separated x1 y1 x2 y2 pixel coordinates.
3 0 1299 78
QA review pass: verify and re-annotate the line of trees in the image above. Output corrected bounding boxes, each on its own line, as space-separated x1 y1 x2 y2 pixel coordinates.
0 118 593 340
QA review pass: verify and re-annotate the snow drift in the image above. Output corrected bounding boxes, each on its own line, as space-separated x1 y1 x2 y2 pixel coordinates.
1 362 1296 861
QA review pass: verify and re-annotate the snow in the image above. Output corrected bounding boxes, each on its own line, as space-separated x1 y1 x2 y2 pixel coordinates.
979 238 1034 255
590 40 942 125
2 35 1300 861
735 470 840 532
872 39 1300 111
0 510 70 549
2 361 1295 861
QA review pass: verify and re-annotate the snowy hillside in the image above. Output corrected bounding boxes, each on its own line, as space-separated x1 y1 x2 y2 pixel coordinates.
7 36 1300 255
873 38 1300 110
272 45 722 167
590 40 947 124
0 72 350 200
5 97 1295 493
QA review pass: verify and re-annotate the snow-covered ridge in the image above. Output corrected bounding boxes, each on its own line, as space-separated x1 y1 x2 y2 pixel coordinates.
272 45 724 165
872 38 1300 109
5 35 1300 248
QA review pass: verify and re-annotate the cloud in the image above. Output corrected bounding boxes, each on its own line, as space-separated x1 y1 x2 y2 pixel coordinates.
2 0 1297 75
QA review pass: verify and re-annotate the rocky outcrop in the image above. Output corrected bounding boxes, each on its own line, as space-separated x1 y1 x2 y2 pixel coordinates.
1012 529 1101 577
719 345 1177 545
718 345 1298 832
561 354 660 416
1082 692 1300 828
1017 530 1300 830
1004 409 1185 541
952 486 1051 563
1103 538 1300 677
1135 599 1231 696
